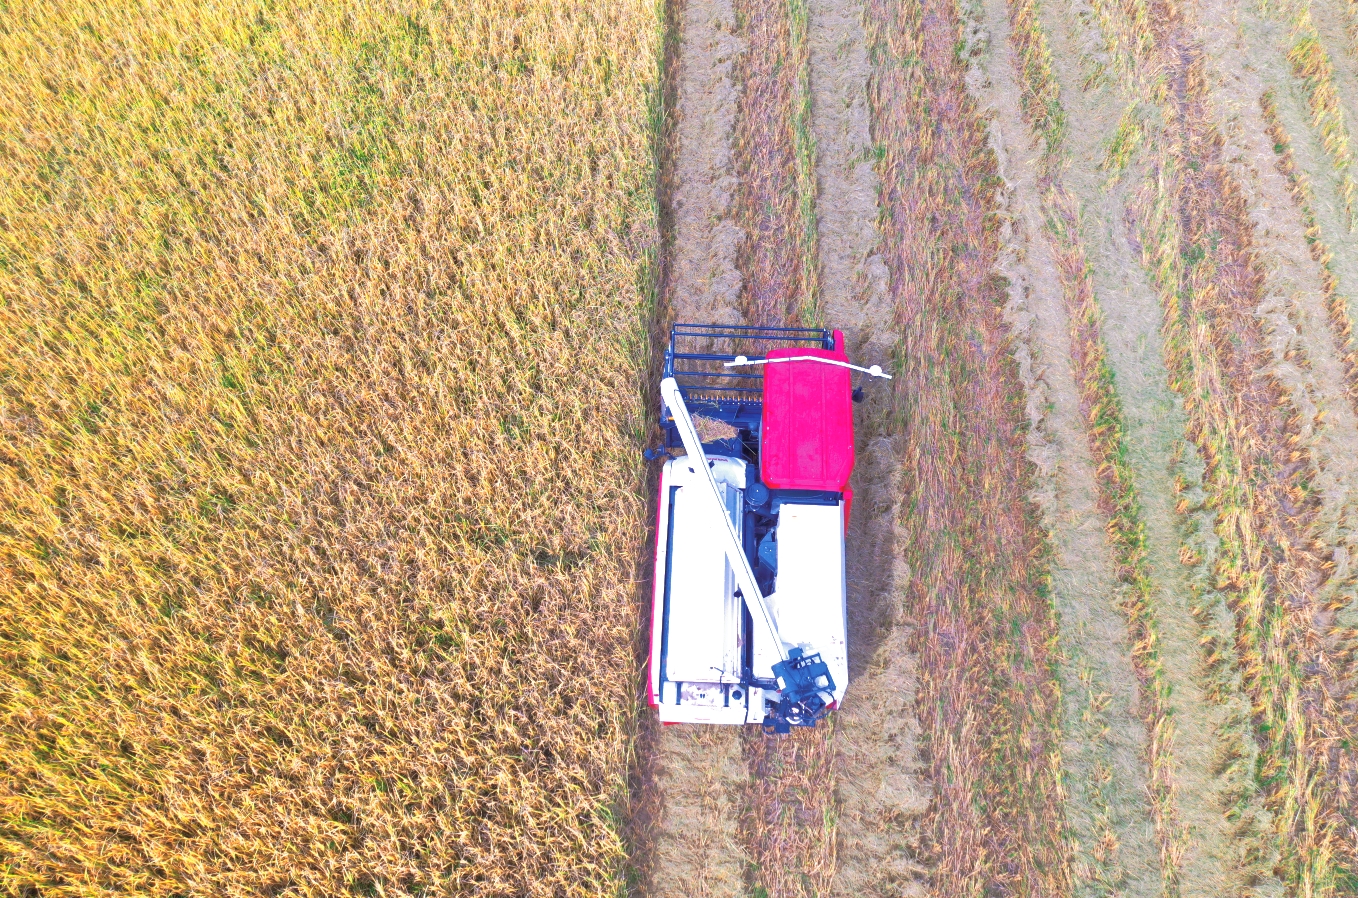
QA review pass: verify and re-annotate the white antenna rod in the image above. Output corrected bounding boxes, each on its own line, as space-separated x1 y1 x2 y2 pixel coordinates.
660 377 785 653
724 355 892 379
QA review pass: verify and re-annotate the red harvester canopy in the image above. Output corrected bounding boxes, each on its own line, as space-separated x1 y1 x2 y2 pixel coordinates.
759 330 855 493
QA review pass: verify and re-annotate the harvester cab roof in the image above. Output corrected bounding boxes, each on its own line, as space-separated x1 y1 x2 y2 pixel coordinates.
647 324 890 732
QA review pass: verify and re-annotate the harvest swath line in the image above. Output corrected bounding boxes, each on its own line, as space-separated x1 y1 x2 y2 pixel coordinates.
1196 2 1358 868
1192 0 1358 626
994 0 1313 885
808 0 933 886
713 0 842 886
1119 0 1358 885
977 1 1166 890
730 0 841 886
633 0 900 884
1270 0 1358 229
1233 2 1358 604
1235 4 1358 748
867 0 1069 888
984 5 1177 892
1261 91 1358 417
1001 7 1184 884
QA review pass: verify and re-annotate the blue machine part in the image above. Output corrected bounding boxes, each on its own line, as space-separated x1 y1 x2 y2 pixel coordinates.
767 647 835 733
757 530 777 574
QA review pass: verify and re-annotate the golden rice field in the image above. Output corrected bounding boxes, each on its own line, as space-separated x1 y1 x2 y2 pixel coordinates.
6 0 1358 893
0 0 657 894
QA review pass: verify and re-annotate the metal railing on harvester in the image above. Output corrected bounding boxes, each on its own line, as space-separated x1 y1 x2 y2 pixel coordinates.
660 323 833 453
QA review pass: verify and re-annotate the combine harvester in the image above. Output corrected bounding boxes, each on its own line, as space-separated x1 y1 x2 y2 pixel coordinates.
648 324 890 733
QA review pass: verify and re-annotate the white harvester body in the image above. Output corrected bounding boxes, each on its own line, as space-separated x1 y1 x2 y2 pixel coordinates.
647 325 887 731
648 454 849 725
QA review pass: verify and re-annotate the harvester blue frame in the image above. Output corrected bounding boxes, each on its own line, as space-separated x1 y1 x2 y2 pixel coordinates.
659 323 835 457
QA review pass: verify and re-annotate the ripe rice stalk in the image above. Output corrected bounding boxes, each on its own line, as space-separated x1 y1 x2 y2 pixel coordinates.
0 0 660 894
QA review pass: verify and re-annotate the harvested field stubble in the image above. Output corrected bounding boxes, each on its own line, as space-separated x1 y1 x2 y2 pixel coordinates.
987 45 1159 898
741 725 838 897
734 0 818 324
866 0 1069 888
1002 6 1184 884
1119 0 1358 886
1260 88 1358 455
0 1 658 895
1269 0 1358 228
996 0 1317 883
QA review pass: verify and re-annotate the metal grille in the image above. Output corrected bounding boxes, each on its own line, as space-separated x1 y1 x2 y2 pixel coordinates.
665 323 833 402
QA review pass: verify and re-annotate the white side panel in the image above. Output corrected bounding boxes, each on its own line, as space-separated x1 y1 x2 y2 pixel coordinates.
648 467 675 705
752 502 848 703
653 456 747 688
665 480 739 682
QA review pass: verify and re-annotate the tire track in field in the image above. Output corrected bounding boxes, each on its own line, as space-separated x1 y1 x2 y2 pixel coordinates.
1195 0 1358 619
1111 0 1358 879
804 0 932 891
639 0 748 891
984 0 1300 887
862 0 1071 889
734 0 933 887
1219 0 1358 660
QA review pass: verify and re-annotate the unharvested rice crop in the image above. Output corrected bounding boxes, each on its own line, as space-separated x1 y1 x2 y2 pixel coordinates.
0 1 658 895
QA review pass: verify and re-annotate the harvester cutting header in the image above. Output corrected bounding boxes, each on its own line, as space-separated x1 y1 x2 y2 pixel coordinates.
647 324 889 733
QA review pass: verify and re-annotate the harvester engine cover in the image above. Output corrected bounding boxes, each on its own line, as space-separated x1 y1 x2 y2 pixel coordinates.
648 324 884 732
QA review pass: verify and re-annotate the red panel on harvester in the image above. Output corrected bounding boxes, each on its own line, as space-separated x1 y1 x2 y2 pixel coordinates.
760 330 855 492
